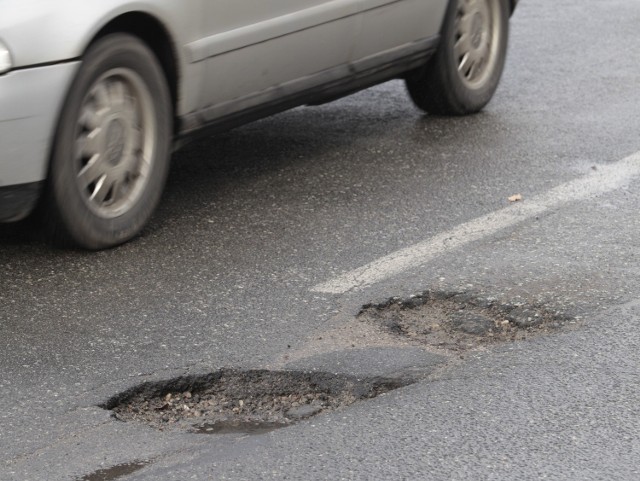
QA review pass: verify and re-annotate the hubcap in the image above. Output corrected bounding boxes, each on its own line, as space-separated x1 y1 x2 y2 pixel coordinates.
75 68 156 218
454 0 502 89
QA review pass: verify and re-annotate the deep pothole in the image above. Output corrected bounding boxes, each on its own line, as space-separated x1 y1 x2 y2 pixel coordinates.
359 290 577 351
103 369 410 434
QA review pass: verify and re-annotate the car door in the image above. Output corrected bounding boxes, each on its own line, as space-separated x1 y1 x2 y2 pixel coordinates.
352 0 448 63
191 0 359 121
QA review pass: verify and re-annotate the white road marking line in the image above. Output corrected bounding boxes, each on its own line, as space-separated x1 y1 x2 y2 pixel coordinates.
311 151 640 294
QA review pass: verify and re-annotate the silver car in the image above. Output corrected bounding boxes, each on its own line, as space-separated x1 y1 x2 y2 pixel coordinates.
0 0 517 249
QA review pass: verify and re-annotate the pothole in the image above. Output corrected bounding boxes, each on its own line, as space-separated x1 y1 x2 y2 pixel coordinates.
359 290 577 352
103 369 410 434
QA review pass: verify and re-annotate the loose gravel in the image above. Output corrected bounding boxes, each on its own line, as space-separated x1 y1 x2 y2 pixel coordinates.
107 370 408 434
359 290 577 351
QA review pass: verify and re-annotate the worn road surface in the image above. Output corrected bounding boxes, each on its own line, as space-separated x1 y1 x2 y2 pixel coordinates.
2 1 640 479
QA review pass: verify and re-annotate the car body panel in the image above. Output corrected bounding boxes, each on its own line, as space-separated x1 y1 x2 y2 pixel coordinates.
197 1 358 117
0 0 203 115
178 34 439 142
353 0 448 61
0 0 196 67
188 0 359 63
0 62 80 186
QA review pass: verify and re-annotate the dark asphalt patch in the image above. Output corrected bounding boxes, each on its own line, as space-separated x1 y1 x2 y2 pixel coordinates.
359 290 577 351
103 369 411 434
77 460 150 481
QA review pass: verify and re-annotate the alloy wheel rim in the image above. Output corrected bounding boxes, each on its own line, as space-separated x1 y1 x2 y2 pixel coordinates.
454 0 502 89
74 68 156 218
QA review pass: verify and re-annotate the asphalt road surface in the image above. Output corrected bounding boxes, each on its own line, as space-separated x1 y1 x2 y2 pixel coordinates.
3 1 640 479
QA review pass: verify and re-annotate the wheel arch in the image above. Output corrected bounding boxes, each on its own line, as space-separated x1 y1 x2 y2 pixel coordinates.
87 12 180 134
41 8 182 200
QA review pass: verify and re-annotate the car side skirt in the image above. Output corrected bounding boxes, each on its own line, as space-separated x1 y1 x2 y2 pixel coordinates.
175 35 439 148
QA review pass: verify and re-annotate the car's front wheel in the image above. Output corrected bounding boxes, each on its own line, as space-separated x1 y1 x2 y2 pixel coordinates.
46 33 171 249
406 0 509 115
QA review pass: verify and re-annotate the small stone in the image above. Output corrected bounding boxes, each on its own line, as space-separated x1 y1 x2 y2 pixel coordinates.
430 291 457 301
383 317 404 334
285 405 322 420
402 297 424 309
452 292 476 305
449 311 494 335
507 307 543 328
183 391 192 399
472 297 496 309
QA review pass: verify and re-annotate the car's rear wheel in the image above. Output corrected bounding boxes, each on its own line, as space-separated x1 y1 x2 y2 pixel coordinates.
406 0 509 115
46 33 171 249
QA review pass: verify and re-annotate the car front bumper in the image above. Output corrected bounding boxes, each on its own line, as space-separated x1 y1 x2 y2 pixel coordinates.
0 61 79 221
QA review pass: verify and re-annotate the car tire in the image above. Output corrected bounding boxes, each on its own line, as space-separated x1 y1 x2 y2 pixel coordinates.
45 33 172 249
406 0 509 115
